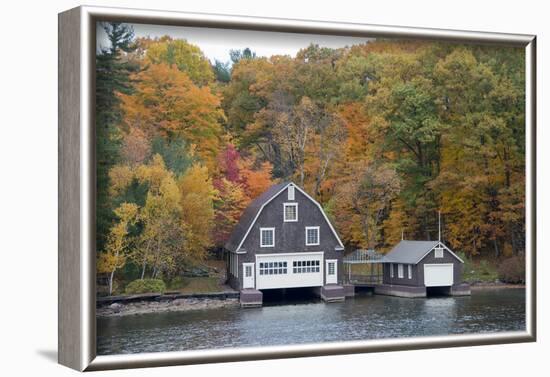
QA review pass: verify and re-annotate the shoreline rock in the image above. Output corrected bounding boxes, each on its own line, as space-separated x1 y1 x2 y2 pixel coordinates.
97 297 239 317
469 281 525 289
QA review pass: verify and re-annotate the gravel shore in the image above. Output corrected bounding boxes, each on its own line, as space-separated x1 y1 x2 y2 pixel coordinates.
97 297 239 317
469 282 525 289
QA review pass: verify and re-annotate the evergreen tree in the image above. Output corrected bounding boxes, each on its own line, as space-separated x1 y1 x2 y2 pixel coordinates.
96 22 137 251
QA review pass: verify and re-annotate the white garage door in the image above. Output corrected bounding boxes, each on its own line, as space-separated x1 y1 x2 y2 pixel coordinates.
256 252 324 289
424 264 454 287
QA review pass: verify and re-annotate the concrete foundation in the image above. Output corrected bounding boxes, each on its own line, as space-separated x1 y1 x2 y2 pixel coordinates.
449 283 471 296
374 283 472 298
374 284 427 298
317 285 345 302
240 289 263 307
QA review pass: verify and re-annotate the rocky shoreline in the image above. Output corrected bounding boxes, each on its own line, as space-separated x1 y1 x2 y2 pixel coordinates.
469 281 525 289
96 282 525 317
97 297 240 317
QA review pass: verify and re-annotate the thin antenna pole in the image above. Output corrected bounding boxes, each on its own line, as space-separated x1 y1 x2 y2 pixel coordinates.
438 211 441 242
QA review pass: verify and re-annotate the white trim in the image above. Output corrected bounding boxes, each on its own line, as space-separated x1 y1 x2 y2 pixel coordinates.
397 263 404 278
259 251 325 258
408 264 412 279
326 259 337 284
415 241 464 264
390 263 394 278
243 262 255 289
305 226 320 246
234 182 345 252
260 227 275 247
283 202 298 222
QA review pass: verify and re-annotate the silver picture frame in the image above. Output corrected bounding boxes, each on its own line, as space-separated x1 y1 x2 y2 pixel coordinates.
58 5 537 371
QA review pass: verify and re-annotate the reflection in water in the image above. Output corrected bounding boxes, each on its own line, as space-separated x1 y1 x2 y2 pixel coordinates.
97 288 525 355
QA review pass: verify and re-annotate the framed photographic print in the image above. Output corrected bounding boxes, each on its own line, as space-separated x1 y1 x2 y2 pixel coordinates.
58 5 536 371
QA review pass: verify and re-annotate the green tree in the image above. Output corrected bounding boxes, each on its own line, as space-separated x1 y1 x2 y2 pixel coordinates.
96 22 138 251
142 37 215 86
213 59 231 82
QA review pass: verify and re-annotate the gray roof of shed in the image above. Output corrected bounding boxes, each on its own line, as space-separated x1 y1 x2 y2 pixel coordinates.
382 240 439 264
225 182 289 252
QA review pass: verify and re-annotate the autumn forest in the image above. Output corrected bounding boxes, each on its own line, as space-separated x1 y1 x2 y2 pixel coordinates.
96 23 526 294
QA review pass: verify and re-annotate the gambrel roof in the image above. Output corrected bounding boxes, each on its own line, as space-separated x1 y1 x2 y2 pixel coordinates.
382 240 464 264
225 182 345 253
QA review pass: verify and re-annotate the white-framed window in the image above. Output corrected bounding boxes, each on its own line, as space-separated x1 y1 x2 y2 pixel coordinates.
390 263 394 278
328 261 336 275
292 260 320 274
435 247 444 258
408 264 412 279
245 264 252 277
398 263 404 278
260 227 275 247
305 226 320 246
283 203 298 222
259 261 287 275
288 185 295 200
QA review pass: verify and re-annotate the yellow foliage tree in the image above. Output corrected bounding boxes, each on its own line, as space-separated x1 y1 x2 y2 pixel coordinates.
108 164 134 197
178 163 217 262
97 202 139 295
140 36 215 86
134 154 184 279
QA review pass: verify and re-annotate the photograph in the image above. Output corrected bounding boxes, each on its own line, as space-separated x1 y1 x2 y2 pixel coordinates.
93 20 527 356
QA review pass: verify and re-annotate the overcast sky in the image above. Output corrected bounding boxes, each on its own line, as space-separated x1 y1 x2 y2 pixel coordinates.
97 22 372 63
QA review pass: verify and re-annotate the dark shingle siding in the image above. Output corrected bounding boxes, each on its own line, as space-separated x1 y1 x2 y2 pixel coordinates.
225 182 289 252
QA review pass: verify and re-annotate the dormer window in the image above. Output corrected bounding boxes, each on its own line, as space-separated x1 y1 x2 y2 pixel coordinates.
305 226 320 246
284 203 298 222
435 247 444 258
287 185 295 200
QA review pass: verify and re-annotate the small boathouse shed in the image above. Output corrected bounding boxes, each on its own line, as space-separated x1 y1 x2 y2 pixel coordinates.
377 240 470 297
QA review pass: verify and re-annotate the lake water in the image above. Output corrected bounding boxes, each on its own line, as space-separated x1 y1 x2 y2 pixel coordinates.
97 288 525 355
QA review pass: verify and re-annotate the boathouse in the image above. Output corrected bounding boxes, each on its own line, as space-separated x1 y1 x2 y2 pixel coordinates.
377 240 471 297
225 182 346 306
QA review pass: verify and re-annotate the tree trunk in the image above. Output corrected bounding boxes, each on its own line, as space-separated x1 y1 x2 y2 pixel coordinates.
315 154 332 198
141 259 146 279
108 269 115 296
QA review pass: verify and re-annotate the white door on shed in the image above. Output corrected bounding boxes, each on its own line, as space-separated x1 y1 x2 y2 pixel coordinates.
326 259 337 284
256 252 324 289
243 263 255 289
423 263 454 287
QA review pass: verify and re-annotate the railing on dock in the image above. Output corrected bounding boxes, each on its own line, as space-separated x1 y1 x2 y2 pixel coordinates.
343 249 384 285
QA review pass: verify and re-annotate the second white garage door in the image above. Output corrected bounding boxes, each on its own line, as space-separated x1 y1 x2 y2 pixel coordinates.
424 264 454 287
256 252 324 289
